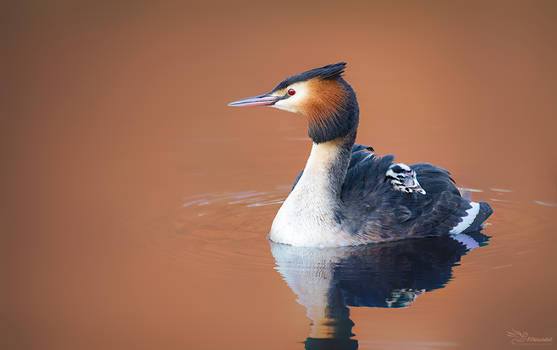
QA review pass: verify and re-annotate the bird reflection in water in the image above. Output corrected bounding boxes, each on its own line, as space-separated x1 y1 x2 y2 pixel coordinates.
270 233 489 350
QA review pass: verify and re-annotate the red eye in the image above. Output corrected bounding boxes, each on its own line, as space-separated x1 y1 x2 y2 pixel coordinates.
287 88 296 96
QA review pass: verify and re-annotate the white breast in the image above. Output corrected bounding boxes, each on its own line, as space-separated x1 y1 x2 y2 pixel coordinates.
269 141 362 247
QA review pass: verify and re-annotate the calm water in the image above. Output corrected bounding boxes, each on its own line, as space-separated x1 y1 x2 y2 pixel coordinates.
5 2 556 349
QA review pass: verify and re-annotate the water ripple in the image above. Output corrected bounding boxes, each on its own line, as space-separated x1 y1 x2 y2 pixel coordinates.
183 189 286 208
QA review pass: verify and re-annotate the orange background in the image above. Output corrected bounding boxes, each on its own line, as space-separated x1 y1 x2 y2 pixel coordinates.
3 1 556 349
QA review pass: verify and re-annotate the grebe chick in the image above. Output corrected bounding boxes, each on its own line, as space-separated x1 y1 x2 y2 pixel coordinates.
229 62 492 247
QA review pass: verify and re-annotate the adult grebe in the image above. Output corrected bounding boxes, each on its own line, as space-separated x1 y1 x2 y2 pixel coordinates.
229 63 492 247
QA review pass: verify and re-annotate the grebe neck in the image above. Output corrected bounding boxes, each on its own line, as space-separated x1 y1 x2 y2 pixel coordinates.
301 133 356 199
269 132 359 247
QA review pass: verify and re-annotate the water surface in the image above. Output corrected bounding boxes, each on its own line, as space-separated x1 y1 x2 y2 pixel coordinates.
5 2 556 349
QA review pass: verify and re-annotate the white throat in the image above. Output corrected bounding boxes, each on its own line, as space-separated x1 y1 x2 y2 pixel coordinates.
269 139 357 247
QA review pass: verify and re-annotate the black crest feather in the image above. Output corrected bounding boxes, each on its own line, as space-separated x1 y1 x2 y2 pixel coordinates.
271 62 347 92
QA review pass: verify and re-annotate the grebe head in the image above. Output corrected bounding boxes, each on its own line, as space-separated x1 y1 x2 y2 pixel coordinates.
228 62 359 143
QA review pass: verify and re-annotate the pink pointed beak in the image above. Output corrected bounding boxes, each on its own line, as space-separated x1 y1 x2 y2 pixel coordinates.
228 93 280 107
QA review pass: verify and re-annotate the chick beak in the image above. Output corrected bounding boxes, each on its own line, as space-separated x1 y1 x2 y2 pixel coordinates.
228 93 280 107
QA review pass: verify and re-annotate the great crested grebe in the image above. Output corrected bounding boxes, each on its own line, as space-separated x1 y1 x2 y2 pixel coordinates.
229 63 492 247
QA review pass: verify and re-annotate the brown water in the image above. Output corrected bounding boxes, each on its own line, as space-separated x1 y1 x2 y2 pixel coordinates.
4 1 557 349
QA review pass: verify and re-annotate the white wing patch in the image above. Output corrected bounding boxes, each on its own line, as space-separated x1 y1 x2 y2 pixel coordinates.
386 163 426 195
449 201 480 234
